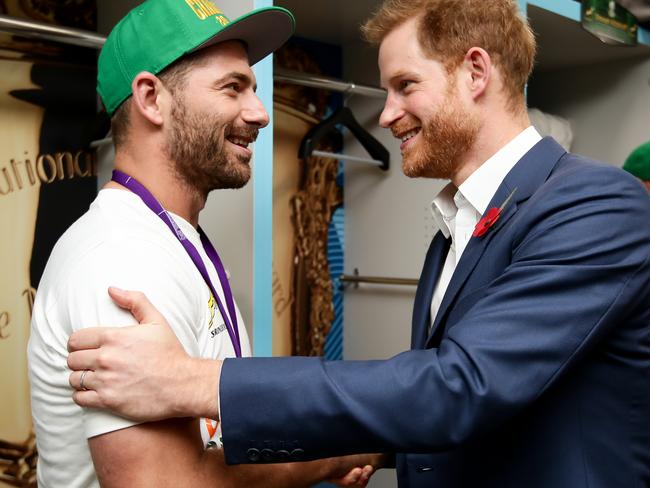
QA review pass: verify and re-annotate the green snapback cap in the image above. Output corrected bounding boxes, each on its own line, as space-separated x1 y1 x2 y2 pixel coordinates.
623 140 650 181
98 0 295 115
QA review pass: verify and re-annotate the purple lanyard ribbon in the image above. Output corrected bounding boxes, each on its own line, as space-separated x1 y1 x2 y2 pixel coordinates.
111 170 242 358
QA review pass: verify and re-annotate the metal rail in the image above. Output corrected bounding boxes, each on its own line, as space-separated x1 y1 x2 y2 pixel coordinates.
275 68 386 99
312 150 384 167
0 14 105 48
340 274 418 287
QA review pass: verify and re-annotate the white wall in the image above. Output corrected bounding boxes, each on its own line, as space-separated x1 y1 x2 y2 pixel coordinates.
528 56 650 167
97 0 256 338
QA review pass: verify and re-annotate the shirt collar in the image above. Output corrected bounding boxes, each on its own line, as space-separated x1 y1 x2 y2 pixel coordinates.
431 183 456 239
459 126 542 215
430 126 542 236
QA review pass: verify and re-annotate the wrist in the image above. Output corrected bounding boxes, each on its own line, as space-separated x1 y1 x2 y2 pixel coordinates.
174 357 222 419
319 456 348 480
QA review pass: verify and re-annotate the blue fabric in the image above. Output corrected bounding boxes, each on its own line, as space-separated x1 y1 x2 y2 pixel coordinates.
220 138 650 487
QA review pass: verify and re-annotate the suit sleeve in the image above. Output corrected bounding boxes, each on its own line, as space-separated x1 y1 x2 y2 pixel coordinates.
220 165 650 464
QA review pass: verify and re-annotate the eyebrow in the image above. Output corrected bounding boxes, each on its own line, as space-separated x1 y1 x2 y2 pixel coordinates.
214 71 257 91
385 70 419 88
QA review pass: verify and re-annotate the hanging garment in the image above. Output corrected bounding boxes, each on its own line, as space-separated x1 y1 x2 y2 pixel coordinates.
528 108 574 152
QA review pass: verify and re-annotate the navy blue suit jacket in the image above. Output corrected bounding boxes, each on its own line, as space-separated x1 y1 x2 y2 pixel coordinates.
221 138 650 487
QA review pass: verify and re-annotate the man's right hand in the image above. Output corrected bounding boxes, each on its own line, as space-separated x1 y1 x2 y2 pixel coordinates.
329 453 389 487
67 287 222 421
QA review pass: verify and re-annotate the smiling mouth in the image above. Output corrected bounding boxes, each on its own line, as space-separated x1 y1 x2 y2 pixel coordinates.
395 127 421 151
226 135 254 149
399 128 420 144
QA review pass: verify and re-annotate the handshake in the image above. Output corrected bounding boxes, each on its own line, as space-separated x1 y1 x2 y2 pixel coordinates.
67 287 387 487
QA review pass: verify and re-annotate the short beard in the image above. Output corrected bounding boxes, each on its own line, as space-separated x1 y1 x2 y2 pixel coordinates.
400 86 480 180
164 97 257 197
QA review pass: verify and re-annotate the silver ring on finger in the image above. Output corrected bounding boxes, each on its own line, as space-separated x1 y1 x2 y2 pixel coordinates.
79 369 90 391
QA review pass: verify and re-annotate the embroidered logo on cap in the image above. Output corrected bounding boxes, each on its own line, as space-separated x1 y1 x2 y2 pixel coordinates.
185 0 230 26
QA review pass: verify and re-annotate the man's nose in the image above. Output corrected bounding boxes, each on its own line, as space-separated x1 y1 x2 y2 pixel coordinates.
379 94 404 128
242 93 269 128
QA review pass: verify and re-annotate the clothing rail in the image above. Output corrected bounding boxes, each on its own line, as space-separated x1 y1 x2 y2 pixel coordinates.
340 273 418 287
311 150 385 167
275 68 386 99
0 15 386 100
0 14 105 49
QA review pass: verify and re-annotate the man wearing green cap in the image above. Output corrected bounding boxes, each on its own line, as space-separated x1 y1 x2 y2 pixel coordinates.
27 1 379 487
623 140 650 192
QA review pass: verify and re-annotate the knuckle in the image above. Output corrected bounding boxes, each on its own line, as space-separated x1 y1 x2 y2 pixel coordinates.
102 391 120 410
101 328 114 343
96 350 111 369
73 391 90 407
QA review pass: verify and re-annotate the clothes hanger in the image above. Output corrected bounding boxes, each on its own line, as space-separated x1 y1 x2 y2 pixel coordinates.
298 105 390 171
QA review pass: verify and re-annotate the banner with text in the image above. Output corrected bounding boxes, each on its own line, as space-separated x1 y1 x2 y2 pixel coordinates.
0 1 97 486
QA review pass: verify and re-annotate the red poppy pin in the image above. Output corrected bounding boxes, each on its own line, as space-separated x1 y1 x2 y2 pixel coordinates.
473 187 518 238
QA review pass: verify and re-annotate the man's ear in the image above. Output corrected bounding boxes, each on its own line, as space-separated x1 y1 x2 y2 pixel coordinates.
131 72 166 126
462 47 491 100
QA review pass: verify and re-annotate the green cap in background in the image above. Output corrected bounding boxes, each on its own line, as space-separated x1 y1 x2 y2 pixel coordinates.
623 140 650 181
98 0 295 115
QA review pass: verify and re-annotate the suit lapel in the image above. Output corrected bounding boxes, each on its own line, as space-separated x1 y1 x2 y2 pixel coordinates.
425 137 567 347
426 186 519 345
411 232 450 349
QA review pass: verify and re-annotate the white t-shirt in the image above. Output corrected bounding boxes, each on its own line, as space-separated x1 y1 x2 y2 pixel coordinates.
28 189 251 488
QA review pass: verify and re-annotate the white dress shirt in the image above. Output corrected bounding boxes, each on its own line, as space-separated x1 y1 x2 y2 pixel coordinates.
428 126 542 330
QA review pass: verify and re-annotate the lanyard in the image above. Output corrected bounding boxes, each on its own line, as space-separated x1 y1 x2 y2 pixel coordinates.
111 170 242 358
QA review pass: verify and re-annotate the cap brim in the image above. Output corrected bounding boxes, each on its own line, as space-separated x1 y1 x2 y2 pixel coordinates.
194 7 295 65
